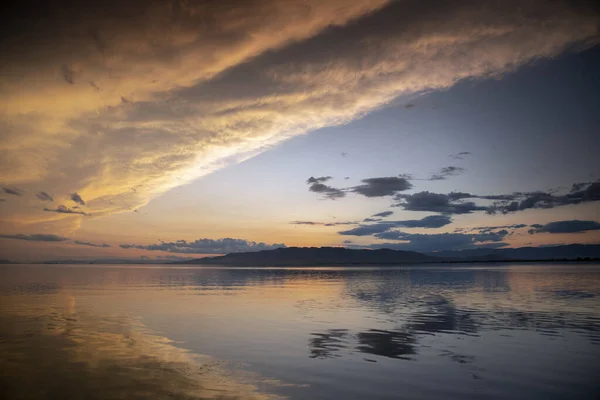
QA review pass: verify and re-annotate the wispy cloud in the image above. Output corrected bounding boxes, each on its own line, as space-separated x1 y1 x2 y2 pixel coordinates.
528 220 600 234
120 238 286 254
44 205 89 216
36 191 54 202
1 0 596 229
0 233 69 242
339 215 452 236
73 240 110 248
2 186 23 197
428 166 465 181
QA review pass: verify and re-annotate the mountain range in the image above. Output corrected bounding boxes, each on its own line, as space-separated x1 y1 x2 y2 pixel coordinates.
179 244 600 266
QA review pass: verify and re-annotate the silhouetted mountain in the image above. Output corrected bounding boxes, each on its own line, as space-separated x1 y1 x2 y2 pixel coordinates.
0 259 15 264
429 244 600 261
180 247 436 266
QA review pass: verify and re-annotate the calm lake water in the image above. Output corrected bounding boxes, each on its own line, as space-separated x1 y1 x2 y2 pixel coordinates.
1 263 599 399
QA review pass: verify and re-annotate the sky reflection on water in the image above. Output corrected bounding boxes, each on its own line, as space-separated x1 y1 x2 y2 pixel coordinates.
0 263 599 399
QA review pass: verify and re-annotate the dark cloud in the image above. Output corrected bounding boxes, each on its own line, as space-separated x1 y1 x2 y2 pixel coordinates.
404 103 415 109
428 166 465 181
307 176 331 184
363 218 382 222
36 191 54 202
69 192 85 205
373 211 393 218
528 220 600 234
487 181 600 214
462 224 528 234
343 240 353 244
0 233 69 242
370 230 510 252
73 240 110 248
394 191 487 214
44 205 89 216
351 176 412 197
291 220 357 226
339 215 452 236
89 81 101 92
2 186 24 196
60 64 75 84
120 238 286 254
0 198 5 202
306 176 346 200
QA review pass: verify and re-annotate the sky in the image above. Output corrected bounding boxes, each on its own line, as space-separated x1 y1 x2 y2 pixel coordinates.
0 0 599 261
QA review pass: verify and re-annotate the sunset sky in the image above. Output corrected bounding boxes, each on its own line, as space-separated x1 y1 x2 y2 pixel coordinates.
1 0 599 261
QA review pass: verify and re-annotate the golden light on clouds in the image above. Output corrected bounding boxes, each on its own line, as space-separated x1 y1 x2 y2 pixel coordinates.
0 0 598 252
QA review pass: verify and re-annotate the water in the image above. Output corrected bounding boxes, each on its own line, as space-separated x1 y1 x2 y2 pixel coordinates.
1 263 599 399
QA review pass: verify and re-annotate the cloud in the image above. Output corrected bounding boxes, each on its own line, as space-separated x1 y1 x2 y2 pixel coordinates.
449 152 471 160
339 215 452 236
120 238 286 254
373 211 393 218
73 240 111 248
69 193 85 205
428 166 465 181
0 198 5 202
394 191 487 214
1 0 597 229
44 205 89 216
528 220 600 234
0 233 69 242
363 218 382 222
369 230 510 252
60 64 75 84
487 181 600 214
351 177 412 197
291 220 357 226
2 186 23 196
306 176 346 199
36 191 54 202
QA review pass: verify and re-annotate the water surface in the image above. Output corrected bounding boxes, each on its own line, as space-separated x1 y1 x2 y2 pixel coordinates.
1 263 599 399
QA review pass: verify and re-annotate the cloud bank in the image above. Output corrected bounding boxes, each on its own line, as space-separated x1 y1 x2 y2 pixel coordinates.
120 238 286 254
1 0 597 231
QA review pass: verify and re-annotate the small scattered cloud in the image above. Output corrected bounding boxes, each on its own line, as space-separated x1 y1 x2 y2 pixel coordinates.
404 103 415 109
44 205 89 216
36 191 54 202
306 176 346 200
2 186 24 196
73 240 110 248
487 181 600 214
120 238 286 254
369 230 510 252
60 64 75 84
373 211 393 218
291 220 357 226
394 191 487 214
428 166 465 181
528 220 600 234
449 152 471 160
89 81 101 92
339 215 452 236
69 192 85 205
0 233 69 242
351 176 412 197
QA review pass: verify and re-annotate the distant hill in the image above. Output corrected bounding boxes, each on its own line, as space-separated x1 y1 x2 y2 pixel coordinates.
429 244 600 261
179 247 436 266
179 244 600 266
